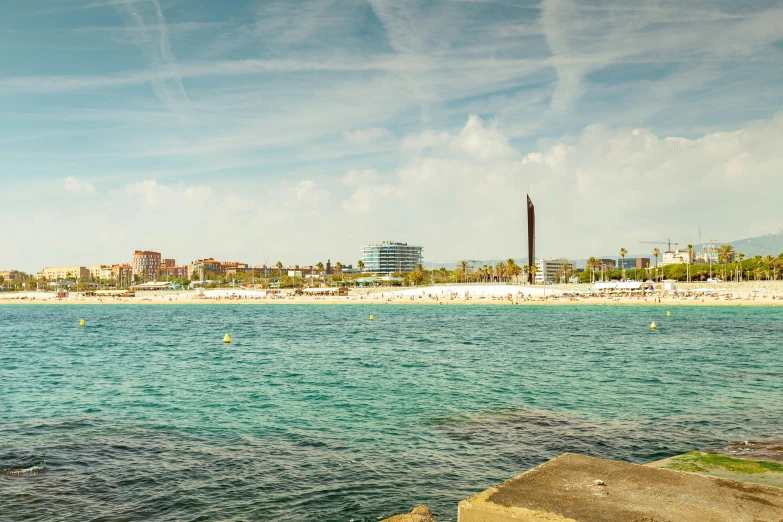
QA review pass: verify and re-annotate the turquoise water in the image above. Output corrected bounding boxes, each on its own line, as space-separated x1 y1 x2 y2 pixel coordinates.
1 304 782 520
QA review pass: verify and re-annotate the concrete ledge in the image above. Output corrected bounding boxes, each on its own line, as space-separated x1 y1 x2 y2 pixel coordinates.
458 453 783 522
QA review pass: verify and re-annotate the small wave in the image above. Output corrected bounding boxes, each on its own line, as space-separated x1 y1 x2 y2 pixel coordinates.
0 462 46 476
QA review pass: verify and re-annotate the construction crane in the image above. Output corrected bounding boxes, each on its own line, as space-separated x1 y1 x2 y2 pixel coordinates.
639 239 679 251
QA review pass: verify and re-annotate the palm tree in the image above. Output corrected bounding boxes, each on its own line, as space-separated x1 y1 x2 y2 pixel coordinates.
762 255 774 281
507 258 521 283
619 248 628 281
524 264 538 284
586 257 600 283
560 262 571 283
495 261 506 282
736 253 745 282
357 260 365 274
753 255 762 281
686 244 694 282
276 261 283 278
316 261 324 279
652 248 660 282
334 262 343 279
717 245 735 280
459 260 469 283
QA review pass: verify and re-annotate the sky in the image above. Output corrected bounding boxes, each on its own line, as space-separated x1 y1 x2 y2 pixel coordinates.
1 0 782 272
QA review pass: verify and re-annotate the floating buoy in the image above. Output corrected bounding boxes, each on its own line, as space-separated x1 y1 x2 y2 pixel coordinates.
369 314 374 321
650 321 657 330
79 319 85 327
666 311 671 317
223 334 231 344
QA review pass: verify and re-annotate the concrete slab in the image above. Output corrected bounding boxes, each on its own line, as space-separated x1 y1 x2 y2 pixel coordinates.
458 453 783 522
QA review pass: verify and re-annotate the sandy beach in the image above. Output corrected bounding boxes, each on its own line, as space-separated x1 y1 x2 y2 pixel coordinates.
2 282 783 306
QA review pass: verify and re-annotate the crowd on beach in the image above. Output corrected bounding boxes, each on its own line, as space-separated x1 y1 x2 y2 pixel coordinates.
2 282 783 306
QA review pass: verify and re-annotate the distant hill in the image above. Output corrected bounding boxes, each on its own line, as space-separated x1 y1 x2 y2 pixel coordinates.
694 231 783 258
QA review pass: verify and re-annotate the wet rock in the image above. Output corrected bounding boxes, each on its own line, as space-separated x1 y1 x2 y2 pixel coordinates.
381 505 436 522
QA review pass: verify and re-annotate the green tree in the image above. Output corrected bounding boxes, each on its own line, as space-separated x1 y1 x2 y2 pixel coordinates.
357 260 365 273
652 248 660 282
736 253 745 281
619 248 628 281
316 261 324 279
585 257 600 283
507 258 521 283
334 262 343 279
524 264 538 284
276 261 283 277
495 261 506 282
717 244 735 280
459 260 469 283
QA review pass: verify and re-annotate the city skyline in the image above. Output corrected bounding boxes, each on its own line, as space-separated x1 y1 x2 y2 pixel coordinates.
2 0 783 271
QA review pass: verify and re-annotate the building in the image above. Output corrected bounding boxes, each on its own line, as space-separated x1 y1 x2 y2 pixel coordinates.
161 265 189 279
222 262 252 276
39 266 90 281
89 264 117 281
362 241 423 274
535 258 577 284
132 250 162 279
189 258 223 278
112 264 133 283
616 257 637 270
635 257 651 269
661 249 694 266
0 270 20 281
599 258 616 269
162 258 176 268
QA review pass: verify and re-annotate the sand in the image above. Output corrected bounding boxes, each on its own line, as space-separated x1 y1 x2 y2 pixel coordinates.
1 283 782 306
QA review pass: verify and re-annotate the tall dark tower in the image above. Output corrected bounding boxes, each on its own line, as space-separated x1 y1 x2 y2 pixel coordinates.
527 194 535 284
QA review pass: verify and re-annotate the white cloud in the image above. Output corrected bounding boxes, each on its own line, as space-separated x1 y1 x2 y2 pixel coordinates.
9 114 783 271
63 176 96 194
402 115 516 161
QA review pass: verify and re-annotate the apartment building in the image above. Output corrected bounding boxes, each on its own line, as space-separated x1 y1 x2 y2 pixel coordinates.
189 258 223 278
89 264 116 280
161 265 189 278
535 258 577 284
661 249 694 266
362 241 423 274
635 257 651 269
132 250 162 279
39 266 90 280
113 264 132 281
0 270 20 281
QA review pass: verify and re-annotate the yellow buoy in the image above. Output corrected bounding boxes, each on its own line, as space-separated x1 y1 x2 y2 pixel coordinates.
369 315 374 321
223 334 231 344
79 319 85 327
666 311 671 317
650 321 657 330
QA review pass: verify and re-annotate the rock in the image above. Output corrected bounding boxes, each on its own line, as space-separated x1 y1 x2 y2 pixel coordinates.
594 479 605 486
381 505 437 522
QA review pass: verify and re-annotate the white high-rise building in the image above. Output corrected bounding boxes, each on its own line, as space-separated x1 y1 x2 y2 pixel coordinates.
362 241 423 274
535 258 577 284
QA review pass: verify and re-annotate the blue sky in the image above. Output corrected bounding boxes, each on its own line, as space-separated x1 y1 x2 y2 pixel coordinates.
2 0 783 272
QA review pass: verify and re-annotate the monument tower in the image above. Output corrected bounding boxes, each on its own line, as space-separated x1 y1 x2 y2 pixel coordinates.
527 194 535 284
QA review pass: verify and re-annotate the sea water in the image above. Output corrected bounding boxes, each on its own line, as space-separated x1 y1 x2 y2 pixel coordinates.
1 304 782 520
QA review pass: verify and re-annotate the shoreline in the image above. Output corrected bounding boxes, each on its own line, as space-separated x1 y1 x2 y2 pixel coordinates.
1 297 780 306
2 283 782 307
